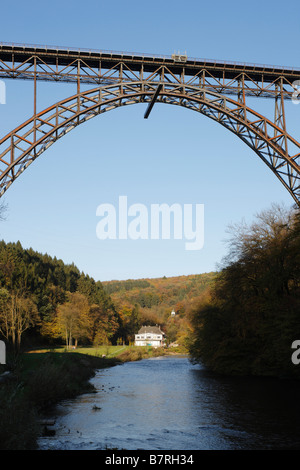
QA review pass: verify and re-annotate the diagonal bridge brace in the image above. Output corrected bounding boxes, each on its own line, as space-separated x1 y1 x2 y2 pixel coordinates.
144 83 163 119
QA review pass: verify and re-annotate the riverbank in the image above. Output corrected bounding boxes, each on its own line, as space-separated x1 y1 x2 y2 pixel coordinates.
0 346 185 449
0 351 120 449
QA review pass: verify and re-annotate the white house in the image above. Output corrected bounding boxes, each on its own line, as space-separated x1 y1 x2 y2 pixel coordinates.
135 325 166 348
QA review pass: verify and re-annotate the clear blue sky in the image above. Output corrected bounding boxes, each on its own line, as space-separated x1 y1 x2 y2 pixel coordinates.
0 0 299 281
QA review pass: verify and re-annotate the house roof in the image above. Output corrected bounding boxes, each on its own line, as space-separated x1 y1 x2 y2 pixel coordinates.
137 325 165 335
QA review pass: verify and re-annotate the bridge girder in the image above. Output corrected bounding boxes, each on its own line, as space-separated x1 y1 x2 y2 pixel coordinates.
0 81 299 204
0 43 300 205
0 42 299 99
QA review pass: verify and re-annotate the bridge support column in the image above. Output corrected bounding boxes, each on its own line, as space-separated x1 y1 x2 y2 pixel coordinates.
272 80 288 169
34 56 37 143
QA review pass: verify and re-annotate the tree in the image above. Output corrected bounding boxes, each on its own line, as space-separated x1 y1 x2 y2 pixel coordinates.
55 292 90 349
14 295 39 349
89 302 121 346
189 204 300 378
0 288 11 342
0 288 39 349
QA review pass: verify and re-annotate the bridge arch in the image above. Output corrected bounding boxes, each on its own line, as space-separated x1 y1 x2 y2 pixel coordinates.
0 81 299 205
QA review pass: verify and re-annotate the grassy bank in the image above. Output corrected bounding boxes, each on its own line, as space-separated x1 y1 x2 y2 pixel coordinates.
116 345 167 361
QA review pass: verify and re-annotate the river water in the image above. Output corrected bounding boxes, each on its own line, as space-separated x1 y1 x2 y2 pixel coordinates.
38 355 300 450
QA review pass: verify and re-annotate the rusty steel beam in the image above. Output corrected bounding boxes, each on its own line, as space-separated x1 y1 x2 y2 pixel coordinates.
0 42 299 205
0 82 299 204
144 83 163 118
0 42 299 99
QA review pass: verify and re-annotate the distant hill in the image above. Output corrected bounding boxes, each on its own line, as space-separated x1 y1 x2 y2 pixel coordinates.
103 272 216 320
0 239 216 348
102 272 217 347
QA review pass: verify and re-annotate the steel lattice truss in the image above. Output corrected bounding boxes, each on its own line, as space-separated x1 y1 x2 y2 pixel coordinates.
0 43 300 204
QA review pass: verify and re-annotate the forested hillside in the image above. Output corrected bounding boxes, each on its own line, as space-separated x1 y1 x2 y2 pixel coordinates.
0 240 121 349
0 239 215 350
103 272 216 347
2 203 296 378
188 204 300 379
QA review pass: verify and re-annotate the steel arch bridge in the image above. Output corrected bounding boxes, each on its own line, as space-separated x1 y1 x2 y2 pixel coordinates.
0 43 300 206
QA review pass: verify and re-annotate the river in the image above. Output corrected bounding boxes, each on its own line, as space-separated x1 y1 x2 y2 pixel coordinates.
38 355 300 450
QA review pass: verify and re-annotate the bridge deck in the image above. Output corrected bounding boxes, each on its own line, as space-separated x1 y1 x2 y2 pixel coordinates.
0 42 300 85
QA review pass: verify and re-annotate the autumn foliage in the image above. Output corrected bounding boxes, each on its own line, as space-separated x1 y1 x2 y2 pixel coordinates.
0 239 214 350
188 204 300 378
